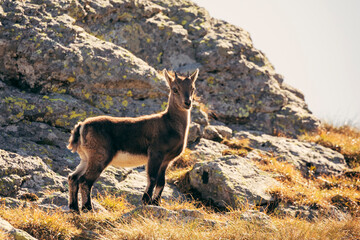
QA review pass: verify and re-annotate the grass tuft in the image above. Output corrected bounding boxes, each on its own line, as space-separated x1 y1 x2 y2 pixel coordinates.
0 206 79 240
253 154 360 214
300 123 360 168
0 194 359 239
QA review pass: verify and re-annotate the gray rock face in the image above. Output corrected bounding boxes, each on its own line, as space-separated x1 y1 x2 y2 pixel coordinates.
235 131 347 176
0 0 319 137
0 149 67 197
188 155 279 209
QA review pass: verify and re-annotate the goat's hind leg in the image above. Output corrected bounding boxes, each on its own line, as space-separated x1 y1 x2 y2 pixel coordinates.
68 157 87 213
79 150 110 212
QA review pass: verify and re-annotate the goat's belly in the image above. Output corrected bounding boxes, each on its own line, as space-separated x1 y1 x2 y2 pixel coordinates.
110 151 148 168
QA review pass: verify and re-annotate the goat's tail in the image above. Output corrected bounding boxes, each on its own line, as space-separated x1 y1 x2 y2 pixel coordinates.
67 123 82 153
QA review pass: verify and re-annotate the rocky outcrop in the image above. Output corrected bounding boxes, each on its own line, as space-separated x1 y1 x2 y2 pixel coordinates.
235 130 347 176
188 155 279 209
0 0 319 137
0 149 67 197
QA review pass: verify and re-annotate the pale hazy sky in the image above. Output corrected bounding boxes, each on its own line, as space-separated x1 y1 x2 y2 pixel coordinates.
192 0 360 127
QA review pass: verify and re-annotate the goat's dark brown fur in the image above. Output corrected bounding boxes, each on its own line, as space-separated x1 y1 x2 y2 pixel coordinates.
67 69 199 212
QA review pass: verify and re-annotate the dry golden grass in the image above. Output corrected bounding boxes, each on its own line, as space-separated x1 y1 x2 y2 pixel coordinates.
96 193 133 214
221 138 253 157
0 206 80 240
254 155 360 214
221 138 252 150
300 123 360 168
109 216 360 240
0 229 11 240
170 148 197 169
0 193 359 240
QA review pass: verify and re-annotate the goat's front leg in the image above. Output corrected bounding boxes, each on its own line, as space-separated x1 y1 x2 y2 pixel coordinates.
142 151 163 205
152 162 170 206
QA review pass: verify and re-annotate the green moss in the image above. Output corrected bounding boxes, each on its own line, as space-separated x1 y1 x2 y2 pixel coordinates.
161 101 168 111
157 52 163 63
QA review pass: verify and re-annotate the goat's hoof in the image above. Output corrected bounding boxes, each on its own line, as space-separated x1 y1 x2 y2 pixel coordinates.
151 199 160 206
68 206 80 214
81 205 93 213
142 194 152 205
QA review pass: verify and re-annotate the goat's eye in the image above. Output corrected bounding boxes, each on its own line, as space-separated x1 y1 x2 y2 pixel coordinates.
172 88 178 94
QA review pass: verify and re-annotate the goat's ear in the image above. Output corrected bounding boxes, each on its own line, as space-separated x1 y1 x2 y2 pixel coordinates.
163 69 173 86
190 68 199 83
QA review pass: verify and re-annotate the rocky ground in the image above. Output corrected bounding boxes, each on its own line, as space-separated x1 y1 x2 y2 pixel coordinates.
0 0 359 239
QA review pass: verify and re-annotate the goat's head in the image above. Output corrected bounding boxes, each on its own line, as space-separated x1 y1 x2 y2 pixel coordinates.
164 69 199 111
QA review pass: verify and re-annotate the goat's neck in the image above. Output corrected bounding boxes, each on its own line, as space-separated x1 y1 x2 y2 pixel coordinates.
166 97 190 134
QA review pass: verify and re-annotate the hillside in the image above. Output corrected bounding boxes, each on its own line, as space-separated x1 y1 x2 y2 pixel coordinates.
0 0 359 239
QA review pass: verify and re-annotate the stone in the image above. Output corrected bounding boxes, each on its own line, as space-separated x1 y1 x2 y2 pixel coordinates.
235 131 347 176
0 217 38 240
191 103 209 126
191 138 228 160
0 0 320 138
187 155 279 209
187 122 202 143
203 125 232 141
213 125 233 139
203 125 223 141
94 168 185 206
40 192 68 207
0 149 67 197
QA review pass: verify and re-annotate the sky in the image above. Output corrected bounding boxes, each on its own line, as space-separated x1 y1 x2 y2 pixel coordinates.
192 0 360 128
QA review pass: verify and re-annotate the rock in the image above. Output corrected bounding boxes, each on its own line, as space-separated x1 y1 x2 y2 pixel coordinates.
187 122 201 143
238 210 272 223
191 103 209 126
236 131 347 176
330 195 359 213
274 203 350 221
40 192 68 207
0 197 23 208
0 121 81 175
0 216 38 240
191 138 228 160
213 125 233 139
94 167 185 206
0 149 67 197
203 125 223 141
0 0 320 137
203 125 232 141
187 155 279 209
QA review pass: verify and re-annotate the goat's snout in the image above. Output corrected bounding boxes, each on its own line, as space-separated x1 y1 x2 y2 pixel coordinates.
184 99 191 108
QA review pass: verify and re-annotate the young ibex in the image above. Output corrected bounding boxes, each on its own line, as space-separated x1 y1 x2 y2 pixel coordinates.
67 69 199 212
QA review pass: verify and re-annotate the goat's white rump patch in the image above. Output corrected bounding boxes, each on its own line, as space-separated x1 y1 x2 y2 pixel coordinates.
110 151 148 168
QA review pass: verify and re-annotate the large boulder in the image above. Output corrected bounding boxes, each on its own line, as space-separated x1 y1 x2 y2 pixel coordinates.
187 155 279 209
0 0 320 137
